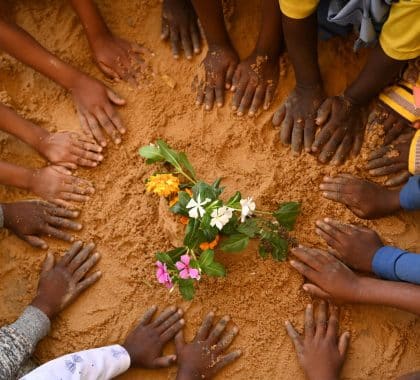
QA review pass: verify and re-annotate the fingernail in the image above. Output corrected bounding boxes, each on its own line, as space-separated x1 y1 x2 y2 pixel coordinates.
217 102 223 108
72 211 79 217
298 244 304 248
177 309 183 315
225 84 231 89
325 217 331 222
303 285 309 291
174 55 179 59
101 142 107 147
208 311 215 317
70 236 75 242
121 129 126 134
180 319 185 325
232 106 237 111
187 55 192 60
195 101 200 106
115 139 121 144
322 192 328 197
237 111 243 116
290 260 296 266
315 220 322 226
248 111 254 116
76 224 82 230
42 244 48 249
307 303 312 309
232 326 239 334
205 105 210 110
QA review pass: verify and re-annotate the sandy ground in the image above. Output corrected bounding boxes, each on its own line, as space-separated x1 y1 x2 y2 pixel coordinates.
0 1 420 379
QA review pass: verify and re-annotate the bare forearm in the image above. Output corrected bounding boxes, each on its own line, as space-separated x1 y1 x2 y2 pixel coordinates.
254 0 283 59
191 0 231 48
0 104 49 152
282 14 321 87
357 277 420 315
0 19 82 90
344 44 405 105
69 0 110 44
0 161 32 190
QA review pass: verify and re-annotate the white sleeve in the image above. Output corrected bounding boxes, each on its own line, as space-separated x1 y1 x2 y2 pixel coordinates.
20 344 131 380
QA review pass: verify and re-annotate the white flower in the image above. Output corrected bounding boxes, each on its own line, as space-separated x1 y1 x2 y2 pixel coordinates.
186 194 211 219
240 197 256 222
210 206 233 230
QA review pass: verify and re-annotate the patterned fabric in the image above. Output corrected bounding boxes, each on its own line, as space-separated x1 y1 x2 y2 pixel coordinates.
409 130 420 176
21 345 131 380
0 306 50 380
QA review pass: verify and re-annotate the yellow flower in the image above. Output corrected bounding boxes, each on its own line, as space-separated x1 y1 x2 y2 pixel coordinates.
146 174 180 197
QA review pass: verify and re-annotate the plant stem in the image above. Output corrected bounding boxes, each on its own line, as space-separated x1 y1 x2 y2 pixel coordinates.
231 207 272 216
175 167 196 184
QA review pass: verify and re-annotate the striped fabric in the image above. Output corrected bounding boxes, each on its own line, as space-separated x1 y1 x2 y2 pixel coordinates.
409 130 420 175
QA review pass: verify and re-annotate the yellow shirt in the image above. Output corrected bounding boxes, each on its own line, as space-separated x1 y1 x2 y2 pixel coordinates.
279 0 420 60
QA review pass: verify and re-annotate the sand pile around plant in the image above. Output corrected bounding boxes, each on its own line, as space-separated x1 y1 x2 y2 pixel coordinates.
0 1 419 379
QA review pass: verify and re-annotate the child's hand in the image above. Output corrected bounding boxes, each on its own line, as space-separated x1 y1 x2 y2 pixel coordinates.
38 131 103 169
29 166 94 209
90 33 147 85
366 131 414 187
272 85 325 155
285 302 350 380
30 241 101 319
196 45 239 111
123 305 184 369
320 174 401 219
2 201 81 249
161 0 201 60
315 218 383 272
231 53 279 116
312 95 366 164
70 75 126 147
175 312 241 380
290 246 361 304
369 104 412 145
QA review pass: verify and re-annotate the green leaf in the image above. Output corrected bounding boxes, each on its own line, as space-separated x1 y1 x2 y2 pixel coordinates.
273 202 301 231
184 218 200 249
138 145 165 164
156 140 181 168
178 279 195 301
221 213 239 235
199 249 214 267
258 245 269 259
192 181 221 202
170 191 191 215
178 152 197 181
220 234 249 252
270 235 288 261
237 218 259 238
156 252 174 267
227 191 241 206
204 261 226 277
166 247 187 262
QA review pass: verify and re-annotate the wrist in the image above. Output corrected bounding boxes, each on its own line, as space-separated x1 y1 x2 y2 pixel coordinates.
31 127 51 156
176 365 202 380
30 296 56 320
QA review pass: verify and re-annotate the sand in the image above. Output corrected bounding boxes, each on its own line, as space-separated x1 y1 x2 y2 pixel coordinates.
0 1 419 379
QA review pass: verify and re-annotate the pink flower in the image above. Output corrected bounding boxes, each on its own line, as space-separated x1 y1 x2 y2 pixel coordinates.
175 254 201 280
156 261 173 289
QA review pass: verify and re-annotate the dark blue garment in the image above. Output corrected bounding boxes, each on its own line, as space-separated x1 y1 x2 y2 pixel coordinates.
373 246 420 285
400 176 420 211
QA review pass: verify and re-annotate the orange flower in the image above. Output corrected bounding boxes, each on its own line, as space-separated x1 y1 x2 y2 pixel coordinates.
179 216 189 225
200 235 220 251
185 188 193 196
146 174 180 197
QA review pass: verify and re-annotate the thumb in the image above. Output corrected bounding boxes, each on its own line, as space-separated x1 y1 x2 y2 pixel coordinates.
24 235 48 250
152 355 177 368
302 283 331 299
41 252 55 275
338 331 350 358
106 88 126 106
316 98 333 126
174 330 185 353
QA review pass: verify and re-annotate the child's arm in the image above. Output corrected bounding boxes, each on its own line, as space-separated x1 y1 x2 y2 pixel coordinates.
290 246 420 316
0 162 94 209
231 0 283 116
0 104 103 168
191 0 238 110
272 12 325 155
161 0 201 60
68 0 145 84
0 17 126 147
